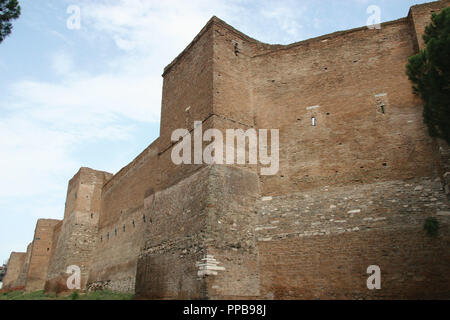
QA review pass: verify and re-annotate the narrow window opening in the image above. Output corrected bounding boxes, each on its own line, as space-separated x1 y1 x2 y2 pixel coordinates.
107 233 110 240
123 225 126 232
100 236 103 242
234 43 240 56
132 220 135 228
91 213 94 219
143 215 146 223
375 94 388 115
114 229 117 236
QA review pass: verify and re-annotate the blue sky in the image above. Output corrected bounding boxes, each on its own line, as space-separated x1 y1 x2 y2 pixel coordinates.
0 0 427 264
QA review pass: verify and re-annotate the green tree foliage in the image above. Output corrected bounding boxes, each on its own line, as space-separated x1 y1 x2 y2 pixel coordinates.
406 7 450 144
0 0 21 43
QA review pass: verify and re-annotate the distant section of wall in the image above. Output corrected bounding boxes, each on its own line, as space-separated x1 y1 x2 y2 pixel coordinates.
46 168 112 293
2 252 26 289
25 219 61 292
15 243 32 288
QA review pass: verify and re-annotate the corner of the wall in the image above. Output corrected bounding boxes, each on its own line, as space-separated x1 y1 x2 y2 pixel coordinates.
162 16 217 77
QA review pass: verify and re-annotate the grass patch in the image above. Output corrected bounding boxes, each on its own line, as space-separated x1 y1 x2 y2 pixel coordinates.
0 290 134 300
0 290 52 300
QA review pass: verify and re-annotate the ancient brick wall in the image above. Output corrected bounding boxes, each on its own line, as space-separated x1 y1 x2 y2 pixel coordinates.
15 242 32 288
2 252 26 289
122 1 450 298
6 0 450 299
45 168 112 292
25 219 61 292
140 1 450 299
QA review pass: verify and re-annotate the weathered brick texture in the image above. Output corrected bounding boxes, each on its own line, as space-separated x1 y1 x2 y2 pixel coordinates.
25 219 61 292
45 168 112 293
2 252 26 289
14 243 32 288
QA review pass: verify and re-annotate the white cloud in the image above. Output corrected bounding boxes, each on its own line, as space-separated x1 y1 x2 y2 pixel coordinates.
51 51 74 75
80 0 227 52
261 5 304 37
0 116 76 198
11 74 161 124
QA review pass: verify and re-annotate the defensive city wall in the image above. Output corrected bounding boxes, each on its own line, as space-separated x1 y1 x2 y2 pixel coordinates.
3 0 450 299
